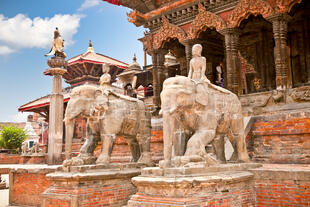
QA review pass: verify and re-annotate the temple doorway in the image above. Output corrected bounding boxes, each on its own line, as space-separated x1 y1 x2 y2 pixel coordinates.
162 38 185 77
239 15 275 94
197 28 225 86
288 0 310 87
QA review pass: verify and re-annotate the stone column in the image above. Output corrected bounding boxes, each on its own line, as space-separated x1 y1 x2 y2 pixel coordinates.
181 39 194 76
220 28 241 95
151 49 166 110
45 58 67 165
268 14 290 90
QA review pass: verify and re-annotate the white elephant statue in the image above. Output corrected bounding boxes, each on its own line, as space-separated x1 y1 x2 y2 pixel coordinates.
160 76 250 167
64 85 152 166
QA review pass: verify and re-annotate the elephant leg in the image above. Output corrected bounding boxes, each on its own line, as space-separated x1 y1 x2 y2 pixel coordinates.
185 129 215 157
136 113 152 165
229 114 250 162
136 134 152 165
127 138 140 162
96 133 115 164
159 113 176 168
79 122 100 157
212 135 226 163
64 118 75 160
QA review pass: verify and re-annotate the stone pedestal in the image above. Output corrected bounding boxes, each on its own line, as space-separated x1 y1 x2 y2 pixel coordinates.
128 163 261 207
42 163 144 207
20 154 46 164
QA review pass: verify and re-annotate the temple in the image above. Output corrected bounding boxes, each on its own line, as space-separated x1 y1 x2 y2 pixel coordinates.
105 0 310 113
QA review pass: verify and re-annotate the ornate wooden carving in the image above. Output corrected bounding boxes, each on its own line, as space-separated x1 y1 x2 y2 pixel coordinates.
139 34 154 55
275 0 303 13
153 16 187 49
188 4 227 39
127 10 145 26
228 0 274 28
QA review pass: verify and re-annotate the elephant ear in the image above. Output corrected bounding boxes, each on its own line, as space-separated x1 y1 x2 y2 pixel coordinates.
195 84 208 106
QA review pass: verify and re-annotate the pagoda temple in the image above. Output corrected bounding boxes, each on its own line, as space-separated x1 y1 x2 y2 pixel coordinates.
103 0 310 113
18 41 129 143
103 0 310 168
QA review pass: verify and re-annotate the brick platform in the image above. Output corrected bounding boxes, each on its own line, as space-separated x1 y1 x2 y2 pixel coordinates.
42 164 142 207
251 164 310 206
248 109 310 164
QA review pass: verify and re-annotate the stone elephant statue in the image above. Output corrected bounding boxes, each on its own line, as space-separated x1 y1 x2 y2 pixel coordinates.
64 85 152 166
160 76 250 167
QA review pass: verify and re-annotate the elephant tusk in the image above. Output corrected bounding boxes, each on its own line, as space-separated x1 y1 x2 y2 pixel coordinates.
159 109 163 115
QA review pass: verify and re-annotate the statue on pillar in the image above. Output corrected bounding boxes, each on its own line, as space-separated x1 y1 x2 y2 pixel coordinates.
45 27 66 58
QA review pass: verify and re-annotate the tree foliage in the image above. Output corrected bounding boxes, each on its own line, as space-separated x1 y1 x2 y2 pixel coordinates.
0 125 28 150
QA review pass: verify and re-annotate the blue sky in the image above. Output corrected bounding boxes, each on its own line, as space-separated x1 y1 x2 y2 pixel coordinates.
0 0 149 122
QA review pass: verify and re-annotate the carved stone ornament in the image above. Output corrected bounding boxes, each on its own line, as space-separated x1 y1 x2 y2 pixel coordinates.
275 0 303 13
290 86 310 102
188 4 227 39
153 16 187 49
227 0 274 28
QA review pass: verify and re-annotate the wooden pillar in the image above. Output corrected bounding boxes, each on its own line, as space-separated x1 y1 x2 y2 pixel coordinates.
151 49 166 110
268 14 290 90
181 39 194 76
220 28 241 95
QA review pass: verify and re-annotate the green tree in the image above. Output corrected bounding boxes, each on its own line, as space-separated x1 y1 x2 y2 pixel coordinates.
0 125 28 150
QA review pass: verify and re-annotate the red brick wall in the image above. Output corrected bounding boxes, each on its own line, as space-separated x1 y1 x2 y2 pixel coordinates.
93 130 164 163
0 153 21 164
43 178 137 207
10 172 52 207
45 199 70 207
248 111 310 164
251 164 310 206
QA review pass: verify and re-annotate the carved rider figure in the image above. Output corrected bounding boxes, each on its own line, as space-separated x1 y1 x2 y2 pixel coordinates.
99 63 112 93
188 44 228 102
188 44 210 84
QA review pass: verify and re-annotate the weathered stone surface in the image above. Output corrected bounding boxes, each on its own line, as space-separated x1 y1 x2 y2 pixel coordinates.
160 44 250 168
142 163 262 177
64 70 152 166
128 168 256 207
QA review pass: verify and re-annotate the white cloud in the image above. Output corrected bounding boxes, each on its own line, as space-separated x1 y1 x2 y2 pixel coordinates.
0 45 15 55
78 0 101 11
8 112 30 123
0 13 83 55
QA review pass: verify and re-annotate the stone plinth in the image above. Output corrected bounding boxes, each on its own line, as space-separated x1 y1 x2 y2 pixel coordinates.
128 163 261 207
42 163 143 207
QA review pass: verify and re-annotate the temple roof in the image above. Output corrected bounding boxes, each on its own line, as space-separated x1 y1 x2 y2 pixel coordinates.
68 51 128 69
18 91 71 113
